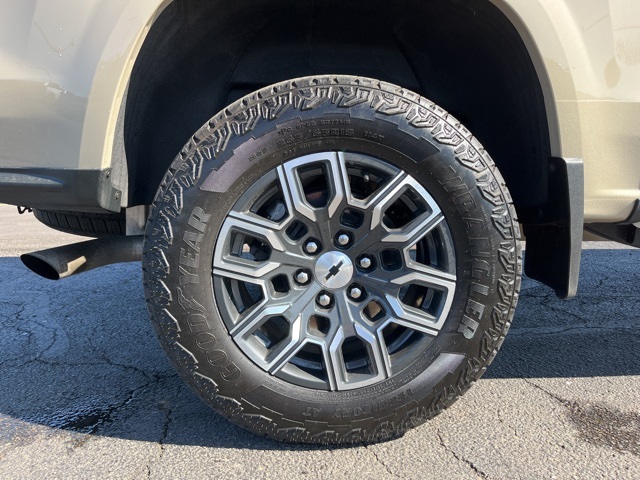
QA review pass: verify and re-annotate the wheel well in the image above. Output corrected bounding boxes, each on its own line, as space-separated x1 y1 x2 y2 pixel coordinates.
123 0 551 212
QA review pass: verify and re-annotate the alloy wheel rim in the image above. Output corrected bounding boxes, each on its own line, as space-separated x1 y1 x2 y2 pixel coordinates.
213 151 457 391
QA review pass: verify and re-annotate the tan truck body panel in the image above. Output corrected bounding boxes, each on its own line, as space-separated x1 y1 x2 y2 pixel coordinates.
1 0 639 222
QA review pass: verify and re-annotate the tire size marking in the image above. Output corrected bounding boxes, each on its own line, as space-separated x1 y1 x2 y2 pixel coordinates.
319 119 350 126
364 131 385 141
302 407 321 418
248 148 269 162
281 141 323 159
277 132 305 147
331 389 414 419
276 128 355 149
312 128 355 139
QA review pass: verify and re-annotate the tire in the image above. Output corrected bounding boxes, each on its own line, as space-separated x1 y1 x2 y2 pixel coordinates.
143 75 522 444
33 209 125 237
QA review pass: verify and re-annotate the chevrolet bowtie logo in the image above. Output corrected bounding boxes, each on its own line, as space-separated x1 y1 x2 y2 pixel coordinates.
325 261 344 281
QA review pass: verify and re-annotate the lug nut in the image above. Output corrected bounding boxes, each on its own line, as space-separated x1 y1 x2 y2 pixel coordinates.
348 286 363 300
337 233 351 246
305 240 319 254
359 256 372 269
317 293 332 308
295 271 310 285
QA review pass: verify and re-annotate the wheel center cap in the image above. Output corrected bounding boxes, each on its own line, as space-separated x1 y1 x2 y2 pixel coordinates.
314 251 354 290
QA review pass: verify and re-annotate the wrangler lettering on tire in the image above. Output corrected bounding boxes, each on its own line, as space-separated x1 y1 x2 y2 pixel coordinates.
143 75 522 444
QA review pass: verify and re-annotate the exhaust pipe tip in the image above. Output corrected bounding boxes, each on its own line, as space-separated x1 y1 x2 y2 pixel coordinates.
20 236 143 280
21 253 64 280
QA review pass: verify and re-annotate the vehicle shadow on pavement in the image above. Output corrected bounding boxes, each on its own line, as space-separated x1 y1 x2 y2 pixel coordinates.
0 247 638 449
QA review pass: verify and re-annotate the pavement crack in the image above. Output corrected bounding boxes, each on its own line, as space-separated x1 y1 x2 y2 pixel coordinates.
98 355 155 381
34 327 59 361
27 372 171 435
544 303 589 323
158 398 172 456
436 431 489 479
147 384 177 480
366 446 405 479
523 379 568 406
508 323 640 337
0 358 36 369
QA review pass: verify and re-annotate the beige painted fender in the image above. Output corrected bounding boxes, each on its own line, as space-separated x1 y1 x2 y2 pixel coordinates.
79 0 172 173
492 0 640 222
2 0 639 222
0 0 170 171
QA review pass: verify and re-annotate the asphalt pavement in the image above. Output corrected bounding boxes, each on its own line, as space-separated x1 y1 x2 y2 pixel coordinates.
0 204 638 479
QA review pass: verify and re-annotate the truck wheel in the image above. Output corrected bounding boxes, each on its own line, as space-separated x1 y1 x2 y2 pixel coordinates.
143 75 521 444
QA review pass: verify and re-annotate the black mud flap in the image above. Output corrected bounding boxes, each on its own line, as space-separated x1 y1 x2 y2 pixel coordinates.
524 158 584 299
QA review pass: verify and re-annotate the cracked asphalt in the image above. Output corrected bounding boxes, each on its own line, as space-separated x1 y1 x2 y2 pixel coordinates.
0 204 639 479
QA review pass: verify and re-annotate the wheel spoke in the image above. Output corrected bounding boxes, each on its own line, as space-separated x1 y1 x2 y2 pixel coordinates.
215 214 286 254
280 152 348 222
327 325 346 390
383 269 456 335
228 203 291 233
322 293 390 390
325 152 348 219
383 210 445 245
231 283 322 337
395 264 457 292
355 322 392 379
326 324 389 390
337 153 404 211
231 303 289 338
213 212 306 280
368 174 410 231
382 295 441 336
320 342 339 391
264 315 306 374
332 292 360 338
277 165 317 222
213 257 280 282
